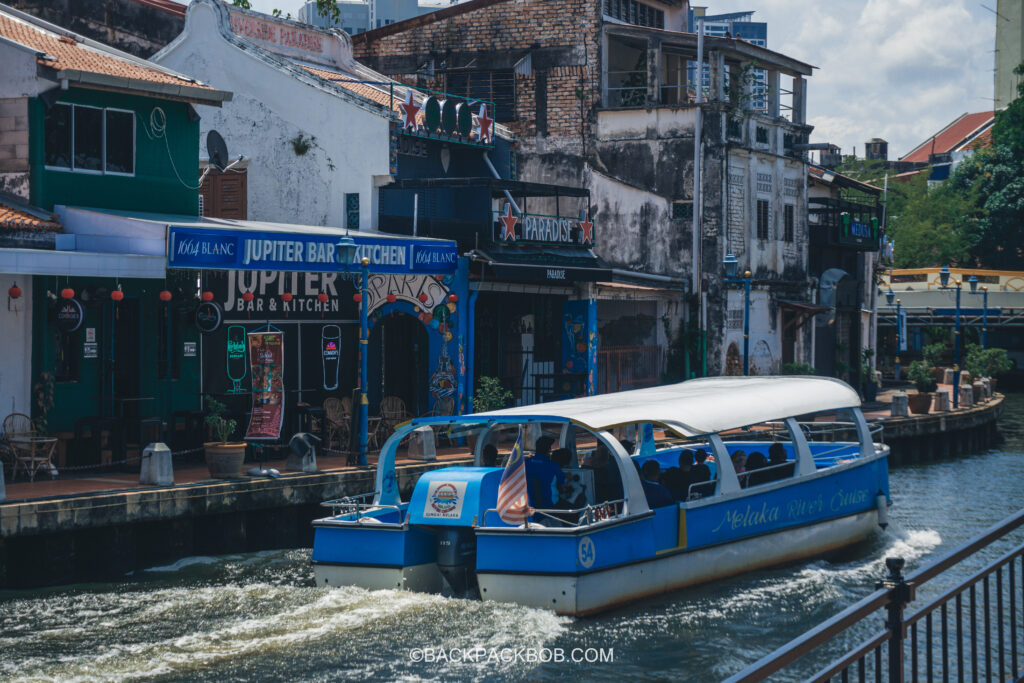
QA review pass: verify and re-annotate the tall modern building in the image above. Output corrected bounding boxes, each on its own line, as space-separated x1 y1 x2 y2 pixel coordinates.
688 7 767 110
298 0 459 33
995 0 1024 108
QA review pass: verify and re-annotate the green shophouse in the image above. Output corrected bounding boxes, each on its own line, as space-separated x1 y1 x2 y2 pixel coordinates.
0 5 230 461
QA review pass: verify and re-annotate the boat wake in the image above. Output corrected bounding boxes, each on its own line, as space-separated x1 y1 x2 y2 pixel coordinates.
0 550 568 682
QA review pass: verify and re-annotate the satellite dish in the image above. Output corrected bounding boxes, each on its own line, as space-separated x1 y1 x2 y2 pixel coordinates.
207 130 229 172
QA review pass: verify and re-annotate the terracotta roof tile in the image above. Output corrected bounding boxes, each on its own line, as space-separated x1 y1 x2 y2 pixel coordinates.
901 111 994 163
0 201 62 232
0 10 209 90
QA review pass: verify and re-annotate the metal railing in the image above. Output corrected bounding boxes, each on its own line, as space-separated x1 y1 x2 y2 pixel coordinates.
320 491 403 523
597 345 662 394
726 508 1024 682
481 499 627 528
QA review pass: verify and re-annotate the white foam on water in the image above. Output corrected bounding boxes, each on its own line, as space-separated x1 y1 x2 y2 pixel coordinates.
4 582 568 682
141 555 226 573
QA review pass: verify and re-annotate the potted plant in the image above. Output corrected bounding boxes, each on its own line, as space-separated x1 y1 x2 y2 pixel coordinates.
965 345 1012 391
860 349 880 402
780 362 816 375
922 342 947 382
470 377 513 451
204 396 245 478
906 361 936 414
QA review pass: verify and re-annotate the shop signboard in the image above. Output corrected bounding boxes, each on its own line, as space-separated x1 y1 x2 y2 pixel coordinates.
56 298 84 332
167 226 458 276
244 330 284 440
493 205 595 246
195 301 224 334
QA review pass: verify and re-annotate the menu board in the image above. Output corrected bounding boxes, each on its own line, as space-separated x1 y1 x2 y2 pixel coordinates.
244 330 284 440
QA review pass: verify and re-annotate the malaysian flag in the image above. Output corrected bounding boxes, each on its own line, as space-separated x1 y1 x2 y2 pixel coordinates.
496 427 531 525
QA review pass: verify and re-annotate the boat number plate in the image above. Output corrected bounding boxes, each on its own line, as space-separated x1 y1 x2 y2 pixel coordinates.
578 537 596 569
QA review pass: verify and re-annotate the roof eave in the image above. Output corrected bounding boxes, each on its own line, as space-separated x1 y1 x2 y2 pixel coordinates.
55 68 232 106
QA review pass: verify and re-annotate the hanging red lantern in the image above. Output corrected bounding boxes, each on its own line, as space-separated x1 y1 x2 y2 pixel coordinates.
417 293 428 303
61 288 75 299
448 293 458 303
242 291 255 302
8 283 21 300
317 292 329 303
385 293 397 303
353 293 363 303
201 291 214 302
110 288 124 302
438 323 447 334
281 292 293 303
159 290 172 302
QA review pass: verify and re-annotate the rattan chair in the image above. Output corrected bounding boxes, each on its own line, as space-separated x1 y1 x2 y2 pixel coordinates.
3 412 35 438
322 397 350 453
380 396 410 432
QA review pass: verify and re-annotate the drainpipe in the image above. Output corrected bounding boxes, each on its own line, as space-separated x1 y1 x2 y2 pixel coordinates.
467 289 479 412
692 18 704 298
483 152 521 214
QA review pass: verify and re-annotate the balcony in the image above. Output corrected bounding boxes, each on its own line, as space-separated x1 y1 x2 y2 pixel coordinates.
808 197 882 252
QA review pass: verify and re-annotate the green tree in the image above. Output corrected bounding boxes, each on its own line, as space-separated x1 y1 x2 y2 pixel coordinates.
883 170 977 267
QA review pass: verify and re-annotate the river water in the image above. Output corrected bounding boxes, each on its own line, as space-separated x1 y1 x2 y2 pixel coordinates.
3 398 1023 682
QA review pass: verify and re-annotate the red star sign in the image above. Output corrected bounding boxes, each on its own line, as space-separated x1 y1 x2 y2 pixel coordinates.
476 103 494 143
400 90 420 130
500 204 518 241
579 215 594 244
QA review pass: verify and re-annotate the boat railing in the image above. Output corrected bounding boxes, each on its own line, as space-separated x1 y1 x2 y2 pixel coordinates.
736 460 798 488
480 499 627 529
321 492 403 522
720 421 884 445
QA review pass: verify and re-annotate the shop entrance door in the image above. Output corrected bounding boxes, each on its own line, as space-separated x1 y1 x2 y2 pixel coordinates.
101 299 142 419
369 314 428 417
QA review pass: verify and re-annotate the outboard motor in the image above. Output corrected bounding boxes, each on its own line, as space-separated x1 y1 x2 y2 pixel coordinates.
436 527 478 597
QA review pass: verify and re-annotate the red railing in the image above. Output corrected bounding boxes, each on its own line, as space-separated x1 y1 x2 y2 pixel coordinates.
596 345 662 394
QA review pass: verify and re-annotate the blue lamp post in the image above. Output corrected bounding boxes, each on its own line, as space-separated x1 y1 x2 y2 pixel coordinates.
968 275 989 349
723 253 752 376
886 288 902 381
336 235 371 466
938 265 962 409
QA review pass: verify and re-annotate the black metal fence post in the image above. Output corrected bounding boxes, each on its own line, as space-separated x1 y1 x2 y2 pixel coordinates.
878 556 911 682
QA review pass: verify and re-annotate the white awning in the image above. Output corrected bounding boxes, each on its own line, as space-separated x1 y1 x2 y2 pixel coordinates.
0 248 165 278
471 376 861 437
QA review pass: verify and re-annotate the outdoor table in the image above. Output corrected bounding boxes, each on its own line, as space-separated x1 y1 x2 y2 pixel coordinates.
9 435 58 482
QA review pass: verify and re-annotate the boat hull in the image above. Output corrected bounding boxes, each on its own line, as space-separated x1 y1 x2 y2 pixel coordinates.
313 561 444 593
478 508 880 616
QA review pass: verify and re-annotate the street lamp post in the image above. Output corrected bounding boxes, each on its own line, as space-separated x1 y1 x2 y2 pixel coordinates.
336 235 371 466
968 275 989 350
939 265 962 409
886 289 902 381
723 253 752 376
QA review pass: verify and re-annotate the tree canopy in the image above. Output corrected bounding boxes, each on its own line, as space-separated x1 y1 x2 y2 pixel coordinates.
839 61 1024 269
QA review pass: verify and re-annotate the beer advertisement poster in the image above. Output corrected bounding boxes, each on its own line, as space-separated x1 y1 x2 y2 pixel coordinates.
244 330 284 440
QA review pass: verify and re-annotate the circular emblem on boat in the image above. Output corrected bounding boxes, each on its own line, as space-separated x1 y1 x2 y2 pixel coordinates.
578 536 596 569
430 482 459 515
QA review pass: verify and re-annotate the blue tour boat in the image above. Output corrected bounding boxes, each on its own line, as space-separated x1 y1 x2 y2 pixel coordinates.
311 377 891 616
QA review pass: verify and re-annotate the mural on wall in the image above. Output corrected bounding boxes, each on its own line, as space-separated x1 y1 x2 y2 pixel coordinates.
365 271 464 413
226 324 247 393
321 324 340 390
561 300 587 374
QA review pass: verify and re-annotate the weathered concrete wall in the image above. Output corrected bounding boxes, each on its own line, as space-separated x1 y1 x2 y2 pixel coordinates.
153 0 393 228
882 394 1003 466
0 458 470 588
10 0 185 58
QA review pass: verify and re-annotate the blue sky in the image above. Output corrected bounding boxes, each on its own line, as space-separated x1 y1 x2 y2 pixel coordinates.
235 0 999 159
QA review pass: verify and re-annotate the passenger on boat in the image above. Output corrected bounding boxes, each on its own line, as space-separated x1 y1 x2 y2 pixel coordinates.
661 466 687 500
585 444 624 503
673 450 696 500
525 436 566 508
482 444 498 468
640 460 675 508
732 451 748 487
745 451 768 486
620 439 635 456
689 449 714 498
764 442 795 482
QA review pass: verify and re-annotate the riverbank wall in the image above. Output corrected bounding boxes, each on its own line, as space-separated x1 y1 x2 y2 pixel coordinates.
881 394 1003 466
0 458 470 589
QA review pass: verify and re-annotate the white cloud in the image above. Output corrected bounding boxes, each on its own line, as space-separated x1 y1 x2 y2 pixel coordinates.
704 0 995 158
237 0 996 159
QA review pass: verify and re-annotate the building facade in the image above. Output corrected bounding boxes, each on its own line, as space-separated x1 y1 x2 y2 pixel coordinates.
298 0 459 34
996 0 1024 109
688 8 767 112
352 0 817 377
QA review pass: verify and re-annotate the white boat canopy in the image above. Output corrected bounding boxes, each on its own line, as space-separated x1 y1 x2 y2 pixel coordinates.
468 376 861 437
